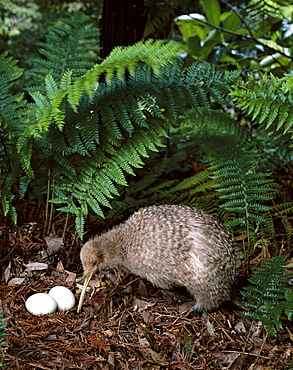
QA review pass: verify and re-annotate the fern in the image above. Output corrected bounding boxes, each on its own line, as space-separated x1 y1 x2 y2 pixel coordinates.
172 105 275 231
90 151 214 227
15 15 240 238
175 107 248 144
271 202 293 246
0 51 28 222
230 73 293 137
246 0 292 20
0 307 6 368
237 255 293 337
206 135 274 228
95 152 185 224
30 12 100 85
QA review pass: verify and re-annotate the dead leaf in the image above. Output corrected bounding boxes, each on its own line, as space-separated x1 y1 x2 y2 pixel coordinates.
89 279 104 288
133 298 156 311
138 337 151 347
178 301 196 314
251 321 263 339
161 332 176 341
4 262 11 283
45 334 58 341
107 354 115 367
223 352 240 365
235 321 246 333
262 244 271 260
138 279 148 295
192 161 206 172
212 350 225 359
24 262 48 271
7 277 26 286
56 260 64 272
234 233 247 241
286 327 293 341
183 331 196 361
206 319 216 336
103 330 114 338
122 285 133 294
145 348 169 366
141 309 154 324
45 237 64 252
65 272 76 284
284 346 293 358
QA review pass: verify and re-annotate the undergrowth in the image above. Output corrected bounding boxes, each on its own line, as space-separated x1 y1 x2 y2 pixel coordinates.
237 255 293 337
0 12 292 250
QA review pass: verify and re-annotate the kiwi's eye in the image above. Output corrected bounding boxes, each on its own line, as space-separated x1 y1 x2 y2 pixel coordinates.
92 261 97 266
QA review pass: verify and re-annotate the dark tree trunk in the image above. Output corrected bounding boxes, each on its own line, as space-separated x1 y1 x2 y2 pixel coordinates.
100 0 148 59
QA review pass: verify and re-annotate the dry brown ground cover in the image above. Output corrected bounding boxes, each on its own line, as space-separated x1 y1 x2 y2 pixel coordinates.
1 216 293 370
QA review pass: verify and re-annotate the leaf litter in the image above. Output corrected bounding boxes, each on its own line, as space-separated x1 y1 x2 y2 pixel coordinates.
0 219 293 370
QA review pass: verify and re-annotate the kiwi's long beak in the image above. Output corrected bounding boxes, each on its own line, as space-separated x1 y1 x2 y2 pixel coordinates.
77 273 93 313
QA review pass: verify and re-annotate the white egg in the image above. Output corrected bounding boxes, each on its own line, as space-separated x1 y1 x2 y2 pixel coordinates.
25 293 57 315
48 286 75 311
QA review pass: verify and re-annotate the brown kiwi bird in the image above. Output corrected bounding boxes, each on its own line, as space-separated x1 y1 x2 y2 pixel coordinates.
77 205 236 313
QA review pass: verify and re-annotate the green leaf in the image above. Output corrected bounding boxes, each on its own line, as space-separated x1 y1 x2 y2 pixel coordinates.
45 74 58 99
237 256 293 337
175 14 208 42
203 0 221 27
188 36 201 56
222 12 241 41
221 12 240 31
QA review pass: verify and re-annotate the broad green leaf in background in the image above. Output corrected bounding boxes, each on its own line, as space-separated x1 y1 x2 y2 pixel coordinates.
175 14 208 42
202 0 221 27
221 12 241 41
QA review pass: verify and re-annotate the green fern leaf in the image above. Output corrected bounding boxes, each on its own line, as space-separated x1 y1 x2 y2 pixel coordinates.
206 136 274 227
231 74 293 136
75 211 85 237
237 255 293 337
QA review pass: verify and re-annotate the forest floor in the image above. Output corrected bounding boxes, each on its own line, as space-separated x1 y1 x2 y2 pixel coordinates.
1 214 293 370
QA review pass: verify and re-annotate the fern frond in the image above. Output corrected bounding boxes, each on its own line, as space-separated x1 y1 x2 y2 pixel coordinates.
0 52 28 221
30 12 100 84
246 0 292 20
16 11 242 237
171 170 212 193
0 307 6 354
271 202 293 246
95 152 187 224
206 136 274 228
68 39 183 110
237 255 293 336
51 59 239 237
230 73 293 136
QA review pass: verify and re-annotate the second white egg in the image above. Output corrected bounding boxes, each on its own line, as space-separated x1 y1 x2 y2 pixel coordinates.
48 286 75 311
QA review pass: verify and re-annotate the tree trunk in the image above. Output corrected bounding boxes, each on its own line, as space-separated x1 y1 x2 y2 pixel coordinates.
100 0 148 59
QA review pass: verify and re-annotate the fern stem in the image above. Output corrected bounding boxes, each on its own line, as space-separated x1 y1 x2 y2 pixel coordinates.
44 174 55 236
44 177 51 235
246 217 250 251
238 316 256 369
47 198 54 236
252 331 268 370
62 212 69 239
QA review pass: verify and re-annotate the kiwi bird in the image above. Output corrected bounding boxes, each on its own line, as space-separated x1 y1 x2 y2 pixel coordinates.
77 205 236 313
